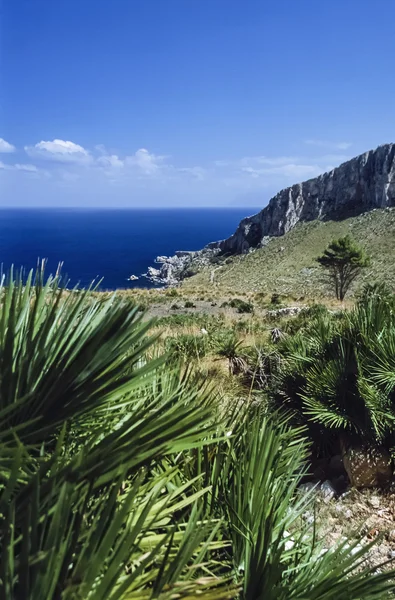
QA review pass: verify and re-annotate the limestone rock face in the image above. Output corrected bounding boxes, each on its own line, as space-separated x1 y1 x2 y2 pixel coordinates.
143 249 219 286
220 143 395 254
143 144 395 285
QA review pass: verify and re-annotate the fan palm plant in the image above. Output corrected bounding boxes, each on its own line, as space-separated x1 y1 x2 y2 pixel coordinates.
0 268 237 599
179 405 395 599
214 332 246 375
274 293 395 457
0 268 395 598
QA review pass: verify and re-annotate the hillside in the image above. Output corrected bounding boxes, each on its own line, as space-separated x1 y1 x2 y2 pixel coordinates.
149 143 395 288
219 143 395 254
182 208 395 297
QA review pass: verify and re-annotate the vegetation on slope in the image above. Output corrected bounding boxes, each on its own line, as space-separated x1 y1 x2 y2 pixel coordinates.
183 209 395 298
1 270 395 598
274 287 395 455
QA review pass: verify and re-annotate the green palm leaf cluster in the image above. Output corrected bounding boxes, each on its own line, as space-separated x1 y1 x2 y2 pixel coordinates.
0 269 394 598
276 292 395 453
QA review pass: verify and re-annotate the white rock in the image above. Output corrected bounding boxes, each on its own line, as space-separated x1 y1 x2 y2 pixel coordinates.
283 531 295 551
320 480 336 502
369 496 381 509
302 511 315 525
298 482 318 494
285 539 295 551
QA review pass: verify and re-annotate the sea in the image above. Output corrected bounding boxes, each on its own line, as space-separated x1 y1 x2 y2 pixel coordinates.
0 208 253 290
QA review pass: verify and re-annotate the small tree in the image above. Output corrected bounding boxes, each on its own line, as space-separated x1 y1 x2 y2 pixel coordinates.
316 235 369 301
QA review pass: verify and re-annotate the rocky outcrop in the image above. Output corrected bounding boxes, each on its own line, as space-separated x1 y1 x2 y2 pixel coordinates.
143 249 219 286
144 144 395 284
220 143 395 254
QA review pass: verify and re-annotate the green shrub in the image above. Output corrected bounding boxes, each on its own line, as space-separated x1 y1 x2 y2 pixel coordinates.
283 304 329 335
166 333 209 360
184 300 196 308
1 268 394 597
212 330 245 374
167 287 179 297
180 267 198 279
210 256 224 266
221 298 254 313
271 292 282 305
274 295 395 456
357 281 394 305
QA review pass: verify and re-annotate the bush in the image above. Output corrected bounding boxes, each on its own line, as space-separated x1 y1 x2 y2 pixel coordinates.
221 298 254 313
274 295 395 457
167 288 179 297
357 281 394 305
1 268 394 597
241 344 282 390
184 300 196 308
212 330 246 374
270 292 282 305
283 304 329 335
156 313 225 330
166 333 209 361
180 267 198 279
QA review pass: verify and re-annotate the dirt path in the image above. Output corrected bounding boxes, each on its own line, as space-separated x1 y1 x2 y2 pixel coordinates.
210 266 222 284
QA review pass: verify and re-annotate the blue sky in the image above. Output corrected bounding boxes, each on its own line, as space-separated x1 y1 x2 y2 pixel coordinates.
1 0 395 207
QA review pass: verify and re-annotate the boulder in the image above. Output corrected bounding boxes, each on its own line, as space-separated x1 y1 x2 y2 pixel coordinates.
320 480 336 502
343 446 392 488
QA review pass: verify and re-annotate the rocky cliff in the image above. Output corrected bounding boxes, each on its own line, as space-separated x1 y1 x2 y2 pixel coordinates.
144 143 395 284
220 143 395 254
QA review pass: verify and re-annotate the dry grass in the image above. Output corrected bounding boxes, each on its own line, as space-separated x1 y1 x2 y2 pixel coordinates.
181 208 395 298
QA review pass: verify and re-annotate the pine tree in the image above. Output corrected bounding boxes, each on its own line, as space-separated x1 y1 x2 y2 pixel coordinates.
317 235 369 300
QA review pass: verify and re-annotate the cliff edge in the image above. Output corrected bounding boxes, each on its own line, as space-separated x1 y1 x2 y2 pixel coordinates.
144 143 395 284
220 143 395 254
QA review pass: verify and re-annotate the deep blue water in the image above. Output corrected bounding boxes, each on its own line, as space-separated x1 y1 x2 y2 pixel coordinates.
0 208 251 290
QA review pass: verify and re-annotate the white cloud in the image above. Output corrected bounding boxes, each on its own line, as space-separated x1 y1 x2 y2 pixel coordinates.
304 139 352 150
5 136 356 204
25 139 92 164
0 161 40 174
317 153 351 163
124 148 166 175
237 150 352 182
14 163 38 172
241 155 298 167
0 138 16 153
177 166 206 180
242 164 322 179
97 154 124 169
